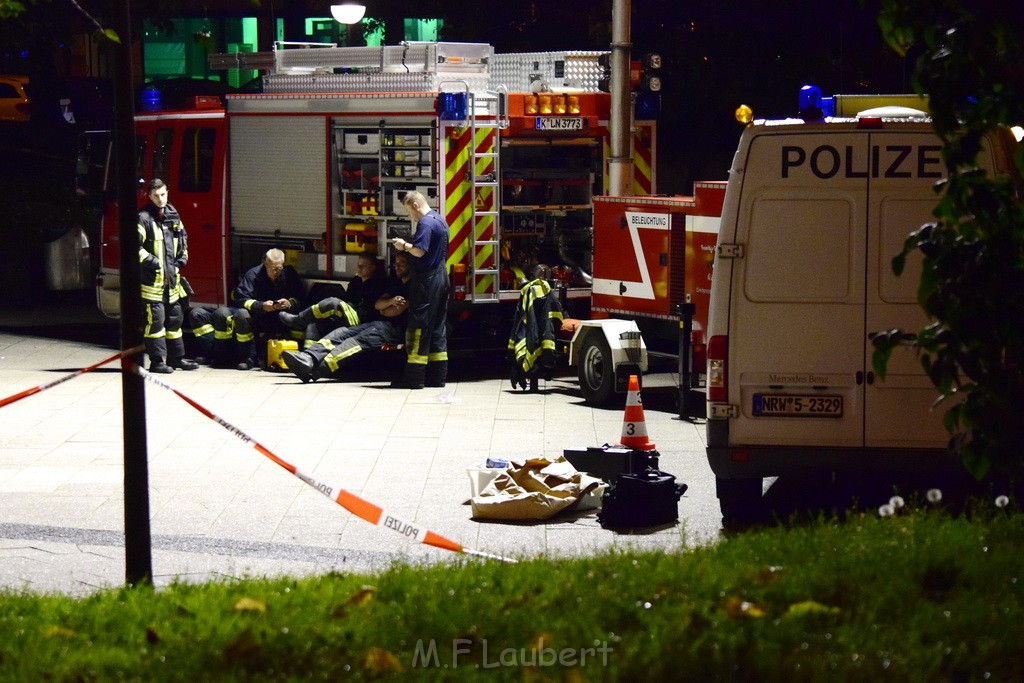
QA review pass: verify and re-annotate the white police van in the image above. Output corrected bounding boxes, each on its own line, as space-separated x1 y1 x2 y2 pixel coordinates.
704 90 1021 525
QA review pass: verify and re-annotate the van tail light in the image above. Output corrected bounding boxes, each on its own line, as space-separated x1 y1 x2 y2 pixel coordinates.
707 335 728 403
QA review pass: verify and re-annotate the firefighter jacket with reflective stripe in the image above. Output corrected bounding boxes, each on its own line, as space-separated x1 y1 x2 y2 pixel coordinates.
508 278 564 389
232 264 306 314
138 202 188 303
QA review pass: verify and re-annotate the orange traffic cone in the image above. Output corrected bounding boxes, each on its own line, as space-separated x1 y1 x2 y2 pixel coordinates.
619 374 656 451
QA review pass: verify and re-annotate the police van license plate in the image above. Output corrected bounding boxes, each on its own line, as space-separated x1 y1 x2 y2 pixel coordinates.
752 394 843 417
535 117 584 131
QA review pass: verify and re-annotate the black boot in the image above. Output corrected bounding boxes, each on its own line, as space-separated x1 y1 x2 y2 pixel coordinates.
424 360 447 388
282 350 316 383
150 358 174 374
279 311 306 331
390 363 425 389
171 357 199 371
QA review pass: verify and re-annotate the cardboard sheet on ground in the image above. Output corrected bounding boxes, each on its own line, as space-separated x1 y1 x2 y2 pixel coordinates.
470 456 607 521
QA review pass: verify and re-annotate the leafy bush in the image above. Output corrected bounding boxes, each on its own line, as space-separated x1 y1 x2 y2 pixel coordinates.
872 0 1024 479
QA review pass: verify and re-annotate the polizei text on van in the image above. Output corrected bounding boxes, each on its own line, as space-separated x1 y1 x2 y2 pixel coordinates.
781 144 943 179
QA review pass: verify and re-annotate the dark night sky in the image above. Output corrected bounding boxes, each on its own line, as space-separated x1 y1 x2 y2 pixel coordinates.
633 0 910 191
441 0 909 191
1 0 910 194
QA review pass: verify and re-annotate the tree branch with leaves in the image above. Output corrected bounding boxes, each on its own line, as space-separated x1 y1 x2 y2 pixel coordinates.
872 0 1024 479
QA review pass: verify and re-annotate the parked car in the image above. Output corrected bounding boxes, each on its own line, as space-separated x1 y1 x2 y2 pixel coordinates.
0 75 31 122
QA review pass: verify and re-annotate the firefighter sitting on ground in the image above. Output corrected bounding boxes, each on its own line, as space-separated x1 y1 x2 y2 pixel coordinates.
181 278 219 365
278 254 388 346
229 248 307 370
186 304 264 370
280 251 412 383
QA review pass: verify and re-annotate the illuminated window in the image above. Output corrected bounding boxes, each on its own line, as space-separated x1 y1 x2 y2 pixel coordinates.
404 18 442 41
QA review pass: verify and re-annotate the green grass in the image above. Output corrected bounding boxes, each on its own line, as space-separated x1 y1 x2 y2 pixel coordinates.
1 505 1022 681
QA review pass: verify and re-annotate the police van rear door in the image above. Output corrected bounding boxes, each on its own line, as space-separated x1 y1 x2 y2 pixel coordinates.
864 128 949 448
727 128 869 449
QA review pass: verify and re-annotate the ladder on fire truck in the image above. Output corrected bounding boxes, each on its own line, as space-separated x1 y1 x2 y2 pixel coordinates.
443 81 509 304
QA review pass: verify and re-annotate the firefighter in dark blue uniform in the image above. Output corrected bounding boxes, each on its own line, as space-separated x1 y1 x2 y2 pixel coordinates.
278 254 388 346
391 190 450 389
137 178 198 374
280 251 412 383
231 248 307 369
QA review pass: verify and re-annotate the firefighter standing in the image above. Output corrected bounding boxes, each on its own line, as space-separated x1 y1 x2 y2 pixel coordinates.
138 178 198 374
391 191 450 389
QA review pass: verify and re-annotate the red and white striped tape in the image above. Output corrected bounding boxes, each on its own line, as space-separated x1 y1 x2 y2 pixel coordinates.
0 346 516 563
132 364 517 563
0 345 144 410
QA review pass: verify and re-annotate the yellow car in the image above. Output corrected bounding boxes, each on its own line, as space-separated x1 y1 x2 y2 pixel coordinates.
0 75 31 122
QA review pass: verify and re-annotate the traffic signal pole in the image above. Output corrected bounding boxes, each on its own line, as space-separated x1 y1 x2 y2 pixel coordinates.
607 0 634 197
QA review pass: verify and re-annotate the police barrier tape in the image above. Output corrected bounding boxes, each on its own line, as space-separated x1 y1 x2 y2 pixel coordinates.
0 347 516 562
131 363 517 564
0 345 144 410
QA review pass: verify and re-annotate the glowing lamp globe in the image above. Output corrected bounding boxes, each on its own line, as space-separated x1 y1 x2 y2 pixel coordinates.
330 4 366 24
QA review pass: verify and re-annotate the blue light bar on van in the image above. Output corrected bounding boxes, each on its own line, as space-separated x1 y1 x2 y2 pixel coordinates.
821 96 835 117
799 84 821 112
798 84 834 119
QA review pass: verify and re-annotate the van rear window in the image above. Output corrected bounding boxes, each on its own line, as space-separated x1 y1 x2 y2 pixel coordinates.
744 197 853 302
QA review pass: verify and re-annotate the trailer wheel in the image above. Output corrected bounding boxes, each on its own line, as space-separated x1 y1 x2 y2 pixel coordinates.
578 334 614 406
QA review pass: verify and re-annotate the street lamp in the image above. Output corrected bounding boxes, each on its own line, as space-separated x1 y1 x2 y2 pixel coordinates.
331 4 366 24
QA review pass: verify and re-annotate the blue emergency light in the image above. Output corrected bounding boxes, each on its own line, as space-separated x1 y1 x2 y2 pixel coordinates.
438 91 468 121
635 91 661 120
141 87 162 112
799 84 835 119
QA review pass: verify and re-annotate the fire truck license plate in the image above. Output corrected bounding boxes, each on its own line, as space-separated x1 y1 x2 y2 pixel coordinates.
535 117 584 131
752 394 843 417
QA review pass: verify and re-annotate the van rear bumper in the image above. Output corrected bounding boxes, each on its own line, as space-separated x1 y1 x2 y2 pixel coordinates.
706 442 956 480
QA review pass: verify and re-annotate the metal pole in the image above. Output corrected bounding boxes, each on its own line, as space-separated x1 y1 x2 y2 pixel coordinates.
608 0 633 197
113 0 152 587
677 303 696 419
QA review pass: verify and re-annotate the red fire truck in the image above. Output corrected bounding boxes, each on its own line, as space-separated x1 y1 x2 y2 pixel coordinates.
93 42 719 409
